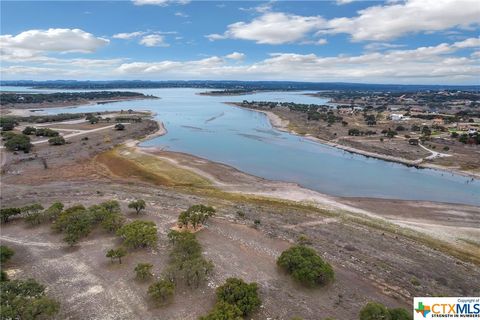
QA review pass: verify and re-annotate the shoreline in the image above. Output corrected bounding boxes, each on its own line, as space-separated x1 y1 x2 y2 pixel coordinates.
229 103 480 180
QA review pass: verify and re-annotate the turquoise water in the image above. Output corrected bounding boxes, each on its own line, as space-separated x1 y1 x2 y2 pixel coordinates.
4 87 480 205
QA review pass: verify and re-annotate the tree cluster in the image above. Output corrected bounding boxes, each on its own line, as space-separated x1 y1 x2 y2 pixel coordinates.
165 231 213 288
177 204 215 230
1 132 32 153
53 201 125 246
0 246 60 319
359 302 412 320
116 220 157 248
277 245 334 287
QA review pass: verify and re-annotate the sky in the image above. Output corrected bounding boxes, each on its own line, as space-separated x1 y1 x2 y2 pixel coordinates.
1 0 479 84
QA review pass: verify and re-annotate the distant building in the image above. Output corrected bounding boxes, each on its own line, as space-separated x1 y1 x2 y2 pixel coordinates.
432 118 444 125
408 138 419 146
390 114 404 121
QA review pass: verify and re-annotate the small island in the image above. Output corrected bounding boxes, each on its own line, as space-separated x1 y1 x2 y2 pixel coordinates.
0 91 158 109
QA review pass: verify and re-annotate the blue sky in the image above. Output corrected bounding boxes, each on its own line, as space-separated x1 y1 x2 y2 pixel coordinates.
1 0 479 84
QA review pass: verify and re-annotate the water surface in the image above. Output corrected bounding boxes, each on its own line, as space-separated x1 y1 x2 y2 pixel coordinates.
5 87 480 205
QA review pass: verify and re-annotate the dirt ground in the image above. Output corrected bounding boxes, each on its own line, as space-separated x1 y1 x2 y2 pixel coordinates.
1 116 479 319
2 180 479 320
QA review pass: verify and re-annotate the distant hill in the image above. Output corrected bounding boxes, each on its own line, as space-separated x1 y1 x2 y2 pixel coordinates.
1 80 479 92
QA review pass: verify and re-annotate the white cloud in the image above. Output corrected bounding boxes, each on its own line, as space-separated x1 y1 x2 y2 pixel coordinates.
139 34 169 47
113 31 146 39
132 0 189 6
0 28 108 54
175 12 189 18
2 37 479 84
206 12 325 45
324 0 480 41
225 52 245 60
336 0 356 5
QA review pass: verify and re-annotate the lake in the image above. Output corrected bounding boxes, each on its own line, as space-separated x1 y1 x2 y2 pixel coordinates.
4 87 480 205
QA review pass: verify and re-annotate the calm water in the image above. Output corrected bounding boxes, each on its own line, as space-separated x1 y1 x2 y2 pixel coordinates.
4 87 480 205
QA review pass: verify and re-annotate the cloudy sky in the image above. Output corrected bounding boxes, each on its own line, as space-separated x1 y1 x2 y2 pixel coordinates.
1 0 479 84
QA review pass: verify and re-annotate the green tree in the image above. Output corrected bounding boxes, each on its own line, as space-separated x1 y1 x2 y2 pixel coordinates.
0 207 22 223
23 204 45 226
199 301 243 320
359 302 392 320
0 279 59 319
134 263 153 280
48 136 66 145
148 279 175 306
22 126 37 135
128 199 146 215
388 308 412 320
215 278 261 317
106 247 127 264
4 134 32 152
277 245 334 287
116 220 158 248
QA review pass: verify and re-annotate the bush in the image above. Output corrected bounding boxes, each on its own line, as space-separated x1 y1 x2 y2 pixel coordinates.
389 308 412 320
0 246 14 264
106 247 126 264
277 245 334 287
359 302 391 320
135 263 153 280
0 207 22 223
22 126 37 135
4 134 32 153
116 220 158 248
148 279 175 305
215 278 261 316
48 136 66 145
35 128 59 137
0 279 60 319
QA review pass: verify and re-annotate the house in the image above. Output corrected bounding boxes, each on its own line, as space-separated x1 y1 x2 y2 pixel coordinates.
432 118 444 125
468 128 478 135
390 114 404 121
408 138 419 146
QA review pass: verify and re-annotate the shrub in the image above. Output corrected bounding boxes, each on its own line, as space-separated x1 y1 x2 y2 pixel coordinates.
359 302 391 320
116 220 158 248
0 279 60 319
135 263 153 280
388 308 412 320
0 207 22 223
0 246 14 264
106 247 126 264
35 128 59 137
22 126 37 135
215 278 261 316
177 204 215 230
4 134 32 153
48 136 66 146
148 279 175 305
277 245 334 287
